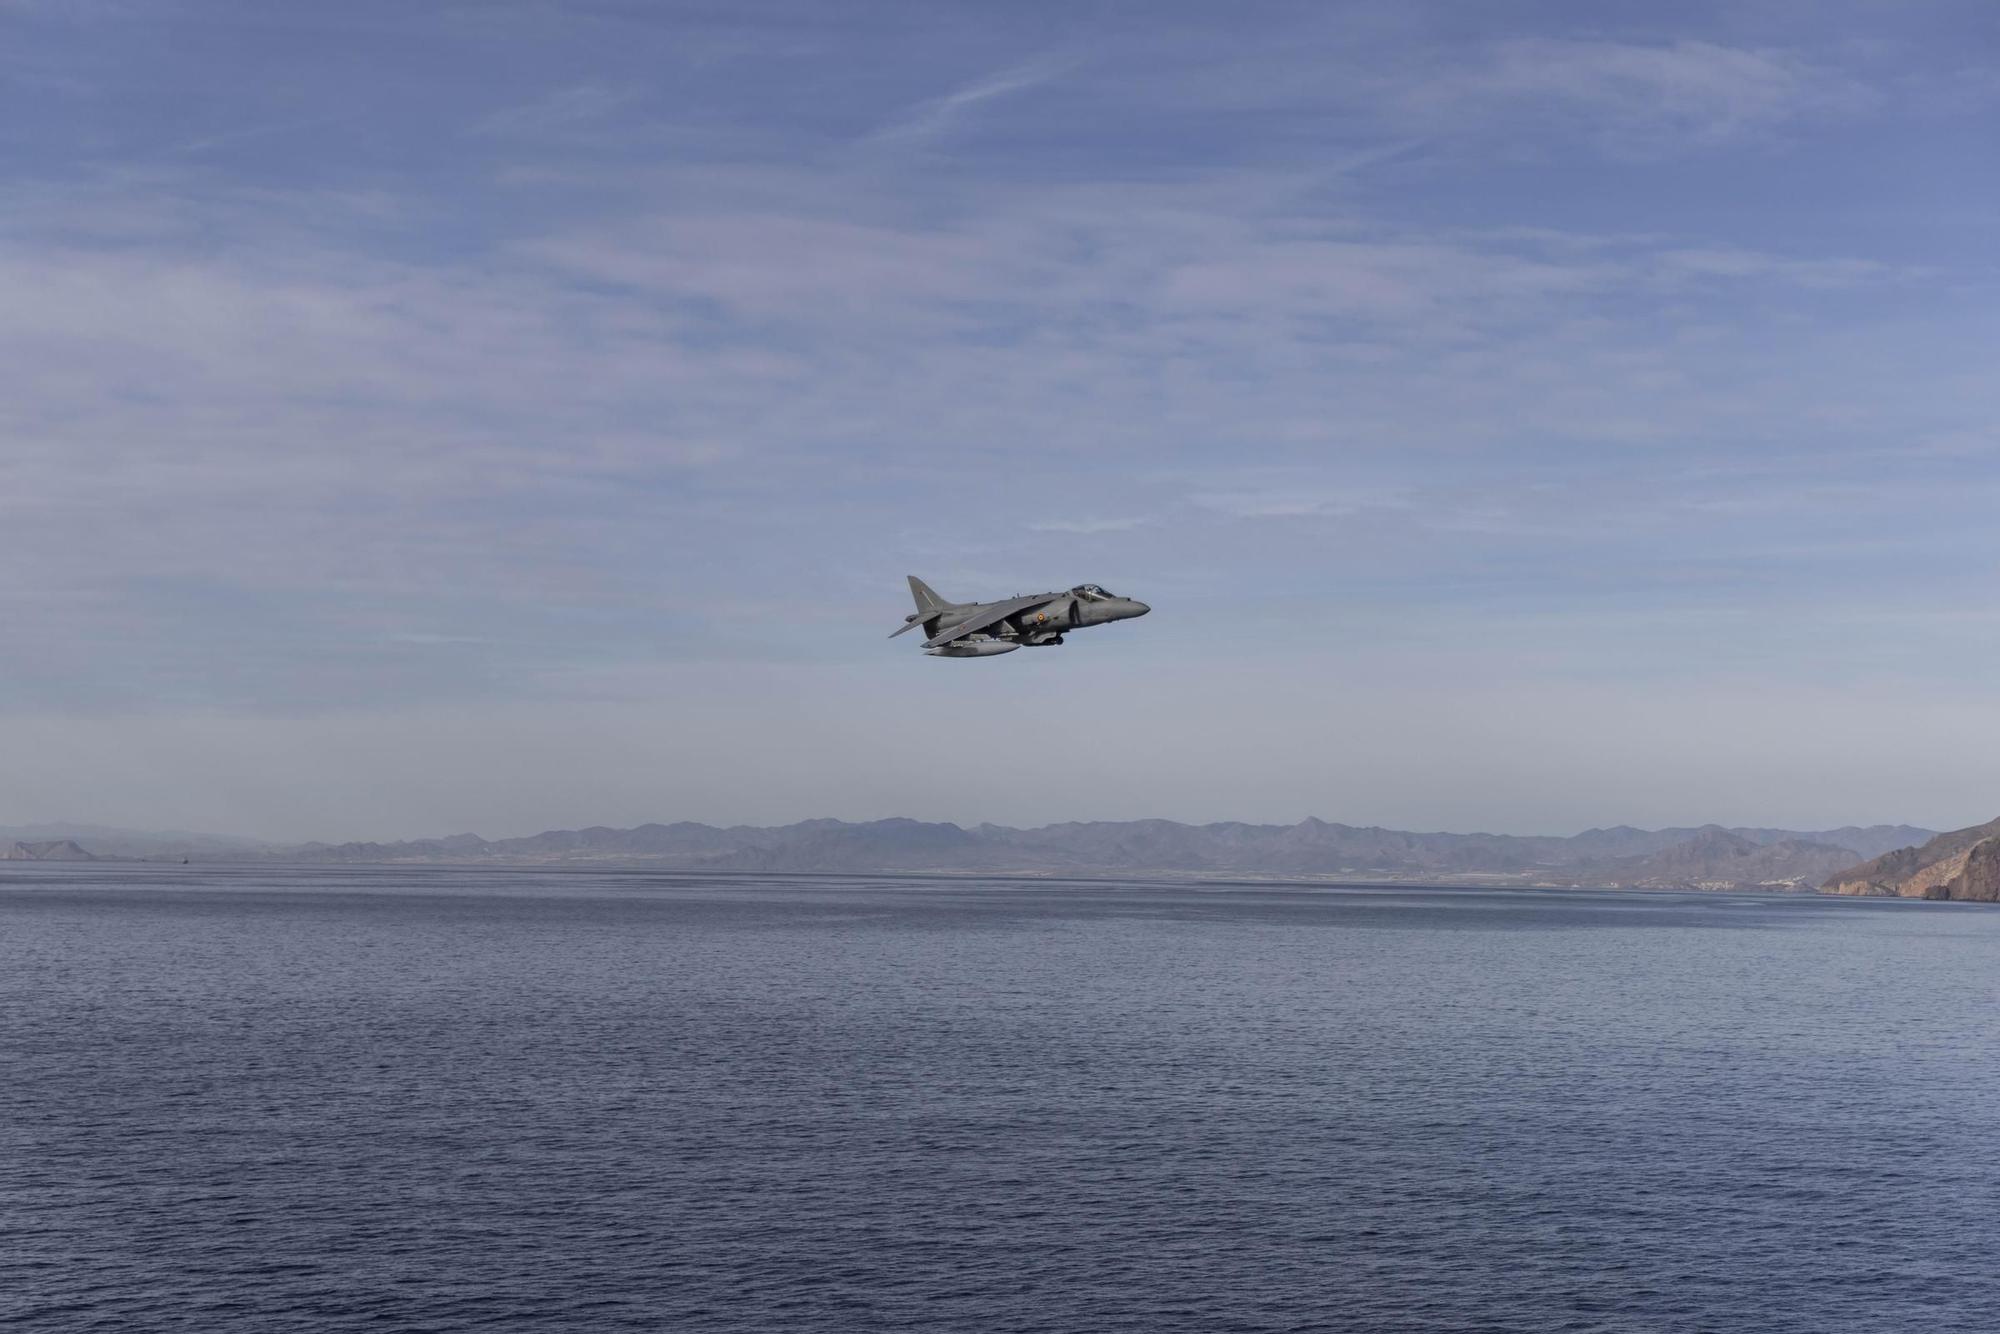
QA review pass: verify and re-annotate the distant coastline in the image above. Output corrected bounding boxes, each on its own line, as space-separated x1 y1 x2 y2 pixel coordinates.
6 817 1965 894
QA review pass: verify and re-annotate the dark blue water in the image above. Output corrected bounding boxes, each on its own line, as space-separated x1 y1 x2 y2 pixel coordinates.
6 867 2000 1332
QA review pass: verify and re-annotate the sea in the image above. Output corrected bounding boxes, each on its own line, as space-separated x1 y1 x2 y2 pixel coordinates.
5 865 1999 1332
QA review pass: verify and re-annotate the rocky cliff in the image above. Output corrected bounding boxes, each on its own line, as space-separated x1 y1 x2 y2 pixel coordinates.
1822 817 2000 901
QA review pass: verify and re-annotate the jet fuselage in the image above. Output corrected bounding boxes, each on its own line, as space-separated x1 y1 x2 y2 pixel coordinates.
889 577 1150 657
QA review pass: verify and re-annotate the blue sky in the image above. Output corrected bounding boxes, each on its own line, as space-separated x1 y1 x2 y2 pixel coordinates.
4 1 1998 840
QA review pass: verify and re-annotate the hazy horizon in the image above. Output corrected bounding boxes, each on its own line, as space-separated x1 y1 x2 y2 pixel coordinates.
6 2 1998 842
0 804 1950 851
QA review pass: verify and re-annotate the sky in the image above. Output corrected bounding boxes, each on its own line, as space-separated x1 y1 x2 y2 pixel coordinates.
3 0 1998 842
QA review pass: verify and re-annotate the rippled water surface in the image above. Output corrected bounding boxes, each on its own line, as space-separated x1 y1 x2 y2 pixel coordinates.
6 866 2000 1332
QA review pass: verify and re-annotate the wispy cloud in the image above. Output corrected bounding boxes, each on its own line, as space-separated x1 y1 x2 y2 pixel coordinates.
866 53 1075 147
1395 38 1872 156
1190 487 1412 521
1028 516 1148 534
165 111 365 157
2 160 1975 714
473 83 641 138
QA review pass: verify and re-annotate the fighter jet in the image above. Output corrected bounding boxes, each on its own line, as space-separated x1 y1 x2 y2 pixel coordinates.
889 576 1150 657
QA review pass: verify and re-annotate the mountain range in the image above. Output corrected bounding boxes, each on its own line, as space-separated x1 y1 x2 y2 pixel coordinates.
0 839 98 862
211 817 1935 889
0 824 268 860
8 817 1963 891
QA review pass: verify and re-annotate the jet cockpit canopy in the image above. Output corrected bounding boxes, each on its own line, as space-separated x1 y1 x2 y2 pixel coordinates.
1071 584 1116 600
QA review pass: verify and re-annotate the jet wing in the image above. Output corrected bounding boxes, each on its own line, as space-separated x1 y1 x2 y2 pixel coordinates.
922 595 1056 649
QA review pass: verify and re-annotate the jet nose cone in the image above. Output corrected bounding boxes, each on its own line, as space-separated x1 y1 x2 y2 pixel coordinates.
1126 600 1150 618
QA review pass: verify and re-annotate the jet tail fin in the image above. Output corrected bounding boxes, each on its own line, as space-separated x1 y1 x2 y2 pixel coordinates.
891 576 951 639
907 576 950 615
